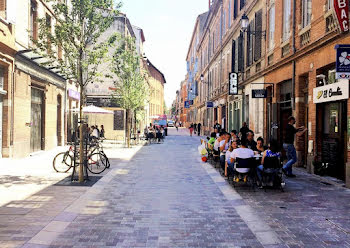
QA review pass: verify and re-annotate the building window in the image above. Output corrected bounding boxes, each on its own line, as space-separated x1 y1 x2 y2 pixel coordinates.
30 1 38 41
0 0 6 19
46 14 52 52
269 4 275 50
301 0 312 28
228 1 231 27
240 0 245 10
0 66 4 90
282 0 291 41
234 0 238 19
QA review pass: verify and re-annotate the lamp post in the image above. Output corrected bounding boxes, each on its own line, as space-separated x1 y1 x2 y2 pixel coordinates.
240 14 266 38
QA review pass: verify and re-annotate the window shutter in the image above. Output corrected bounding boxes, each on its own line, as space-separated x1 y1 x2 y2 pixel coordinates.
246 24 251 66
238 34 244 72
231 40 236 72
234 0 238 19
254 9 262 61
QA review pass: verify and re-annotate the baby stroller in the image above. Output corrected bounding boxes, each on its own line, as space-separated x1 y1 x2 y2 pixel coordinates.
260 156 285 192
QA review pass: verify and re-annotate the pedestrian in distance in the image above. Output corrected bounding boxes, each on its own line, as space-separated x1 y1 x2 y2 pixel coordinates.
189 123 194 137
197 123 202 136
176 121 179 132
283 116 307 177
100 125 105 139
194 123 197 134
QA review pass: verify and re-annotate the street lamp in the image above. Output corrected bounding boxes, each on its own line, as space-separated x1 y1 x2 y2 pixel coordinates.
240 14 266 38
240 14 249 31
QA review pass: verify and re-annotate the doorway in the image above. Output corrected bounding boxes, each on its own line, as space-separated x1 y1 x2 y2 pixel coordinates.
30 88 44 153
57 95 62 146
320 101 347 179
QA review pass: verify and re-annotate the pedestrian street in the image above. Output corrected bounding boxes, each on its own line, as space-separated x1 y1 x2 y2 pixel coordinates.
0 128 349 248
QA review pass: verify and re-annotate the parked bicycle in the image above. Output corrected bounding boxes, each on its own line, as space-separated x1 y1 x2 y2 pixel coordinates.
53 138 110 174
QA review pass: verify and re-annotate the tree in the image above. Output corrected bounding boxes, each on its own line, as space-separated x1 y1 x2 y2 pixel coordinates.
33 0 121 182
111 36 149 148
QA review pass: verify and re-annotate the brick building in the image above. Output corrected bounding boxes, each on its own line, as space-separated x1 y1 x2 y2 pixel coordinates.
263 0 350 185
177 0 350 186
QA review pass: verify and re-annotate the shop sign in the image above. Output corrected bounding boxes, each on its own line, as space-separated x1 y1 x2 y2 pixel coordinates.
252 89 267 98
68 89 80 100
313 80 349 103
334 0 349 33
184 101 190 108
335 45 350 79
207 102 214 108
229 72 238 95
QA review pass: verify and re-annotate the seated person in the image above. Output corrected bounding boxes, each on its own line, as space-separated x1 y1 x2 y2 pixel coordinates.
230 130 240 143
257 140 281 186
246 131 257 151
214 132 224 153
230 139 255 181
225 140 238 176
220 133 231 171
207 132 216 151
256 137 266 155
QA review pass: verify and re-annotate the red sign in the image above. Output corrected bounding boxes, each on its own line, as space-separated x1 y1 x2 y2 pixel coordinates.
334 0 349 32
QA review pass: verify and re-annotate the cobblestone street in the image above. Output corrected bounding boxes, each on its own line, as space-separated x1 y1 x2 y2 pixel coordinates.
0 128 350 248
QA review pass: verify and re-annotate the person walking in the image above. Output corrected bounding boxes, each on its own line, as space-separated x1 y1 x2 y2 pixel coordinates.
282 116 307 177
189 123 194 137
194 123 197 135
197 123 201 136
176 121 179 132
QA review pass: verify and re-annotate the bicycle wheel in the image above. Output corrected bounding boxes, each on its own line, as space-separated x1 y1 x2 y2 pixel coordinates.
53 152 73 173
100 151 110 169
87 152 107 174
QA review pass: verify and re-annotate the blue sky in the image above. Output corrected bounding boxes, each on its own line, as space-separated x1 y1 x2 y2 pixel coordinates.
121 0 209 108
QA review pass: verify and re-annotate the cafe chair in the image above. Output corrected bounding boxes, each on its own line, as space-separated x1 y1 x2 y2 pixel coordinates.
233 157 256 190
261 156 285 192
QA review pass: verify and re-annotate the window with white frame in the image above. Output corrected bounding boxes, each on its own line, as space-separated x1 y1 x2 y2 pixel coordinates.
327 0 333 11
302 0 312 28
282 0 291 41
269 3 275 50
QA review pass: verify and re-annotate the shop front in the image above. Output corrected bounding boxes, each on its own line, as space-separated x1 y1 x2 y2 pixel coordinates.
313 78 349 180
228 94 242 133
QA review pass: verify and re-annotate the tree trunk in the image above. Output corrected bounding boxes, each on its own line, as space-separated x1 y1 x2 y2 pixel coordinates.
126 109 131 148
79 84 84 183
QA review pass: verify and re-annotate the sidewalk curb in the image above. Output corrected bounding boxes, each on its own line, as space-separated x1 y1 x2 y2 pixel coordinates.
199 157 282 246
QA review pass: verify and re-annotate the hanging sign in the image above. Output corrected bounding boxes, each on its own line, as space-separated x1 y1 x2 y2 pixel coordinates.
335 45 350 79
334 0 349 33
184 101 190 108
252 89 267 98
313 80 349 103
207 102 214 108
229 72 238 95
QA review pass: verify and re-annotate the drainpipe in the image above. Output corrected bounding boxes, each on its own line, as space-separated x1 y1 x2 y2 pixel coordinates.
292 0 296 111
